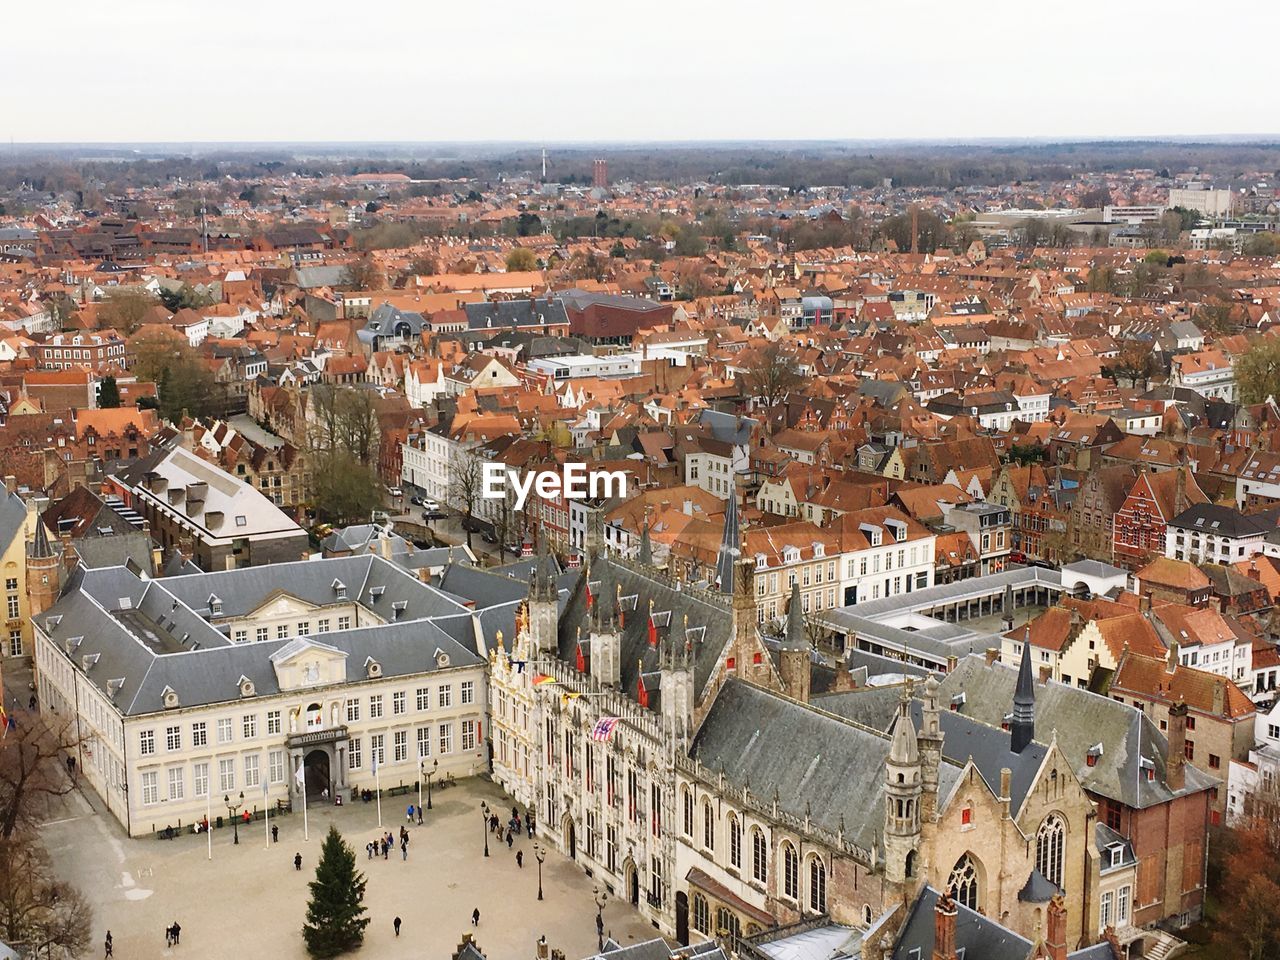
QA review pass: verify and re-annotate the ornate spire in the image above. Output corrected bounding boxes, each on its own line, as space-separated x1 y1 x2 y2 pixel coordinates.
715 481 740 594
1011 634 1036 753
888 685 919 765
30 519 55 559
638 517 653 566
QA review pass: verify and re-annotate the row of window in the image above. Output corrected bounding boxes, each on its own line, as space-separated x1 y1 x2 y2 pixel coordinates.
231 617 352 642
139 750 286 804
348 721 477 769
140 712 286 755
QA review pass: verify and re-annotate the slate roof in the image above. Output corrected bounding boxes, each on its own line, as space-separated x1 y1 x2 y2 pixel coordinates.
690 679 961 853
36 557 484 717
0 489 28 555
893 887 1031 960
937 654 1215 808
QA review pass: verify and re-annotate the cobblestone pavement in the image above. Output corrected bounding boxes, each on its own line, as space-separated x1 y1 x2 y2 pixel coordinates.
42 777 661 960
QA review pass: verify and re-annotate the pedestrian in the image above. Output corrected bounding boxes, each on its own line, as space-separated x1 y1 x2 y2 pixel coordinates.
105 931 113 958
393 916 402 937
366 842 373 859
417 807 423 825
516 850 524 869
506 829 513 849
382 840 389 860
401 840 407 861
472 907 480 927
271 823 279 843
165 925 172 948
294 852 303 871
406 803 414 823
171 922 181 946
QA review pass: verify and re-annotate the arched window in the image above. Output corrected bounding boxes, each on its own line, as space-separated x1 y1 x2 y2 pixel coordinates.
692 893 710 934
1036 814 1065 889
715 907 740 940
808 855 827 913
948 854 980 911
703 800 715 851
306 703 322 730
752 828 767 882
728 814 742 868
863 904 874 926
682 787 693 837
782 842 799 900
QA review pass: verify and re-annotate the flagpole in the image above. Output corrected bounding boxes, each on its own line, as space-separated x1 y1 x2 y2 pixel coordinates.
206 770 212 861
297 758 310 842
375 757 382 829
264 782 270 851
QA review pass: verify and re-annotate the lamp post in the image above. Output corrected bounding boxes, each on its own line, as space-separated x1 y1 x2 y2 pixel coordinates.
425 758 438 810
535 841 546 901
481 801 490 857
225 792 244 845
594 885 607 951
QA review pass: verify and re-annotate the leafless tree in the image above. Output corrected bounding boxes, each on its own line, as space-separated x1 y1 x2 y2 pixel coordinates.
0 713 81 840
449 450 485 552
741 343 803 431
0 834 93 958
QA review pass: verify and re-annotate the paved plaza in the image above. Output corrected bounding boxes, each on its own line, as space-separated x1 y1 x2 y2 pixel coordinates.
41 777 660 960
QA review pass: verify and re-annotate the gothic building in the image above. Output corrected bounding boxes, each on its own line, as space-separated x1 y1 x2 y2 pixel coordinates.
489 497 1117 951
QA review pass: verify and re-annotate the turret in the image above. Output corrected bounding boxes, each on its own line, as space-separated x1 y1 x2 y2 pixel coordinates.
884 685 922 885
527 539 559 656
27 518 61 619
779 582 811 703
661 615 694 742
588 564 620 687
918 674 944 822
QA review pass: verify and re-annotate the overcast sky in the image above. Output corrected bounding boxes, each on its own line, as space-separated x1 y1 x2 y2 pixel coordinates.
7 0 1275 144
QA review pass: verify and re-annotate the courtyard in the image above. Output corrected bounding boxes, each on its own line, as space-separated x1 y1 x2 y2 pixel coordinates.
40 776 660 960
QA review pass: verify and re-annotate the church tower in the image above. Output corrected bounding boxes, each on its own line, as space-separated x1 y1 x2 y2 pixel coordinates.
718 482 777 689
779 582 811 703
661 616 694 744
884 685 923 886
527 540 560 656
27 517 61 619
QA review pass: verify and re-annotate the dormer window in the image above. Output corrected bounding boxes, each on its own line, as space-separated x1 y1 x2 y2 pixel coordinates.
1108 843 1125 868
392 600 407 620
812 542 825 558
755 553 767 570
332 579 347 600
369 586 385 602
783 546 800 564
208 594 222 616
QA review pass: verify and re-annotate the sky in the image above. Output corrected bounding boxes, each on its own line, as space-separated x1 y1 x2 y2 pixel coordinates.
6 0 1276 144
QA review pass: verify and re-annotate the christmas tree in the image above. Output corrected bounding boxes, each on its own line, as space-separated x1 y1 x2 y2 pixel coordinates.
302 826 370 958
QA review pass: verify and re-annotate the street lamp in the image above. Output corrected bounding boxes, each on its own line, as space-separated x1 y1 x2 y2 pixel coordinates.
425 758 438 810
594 884 607 951
225 792 244 845
534 841 546 901
481 801 490 858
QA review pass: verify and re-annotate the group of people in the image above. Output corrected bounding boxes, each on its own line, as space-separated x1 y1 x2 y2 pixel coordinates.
488 805 535 847
163 922 182 948
405 803 424 825
366 828 409 861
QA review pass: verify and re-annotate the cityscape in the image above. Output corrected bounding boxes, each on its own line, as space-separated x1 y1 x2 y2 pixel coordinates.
2 5 1280 960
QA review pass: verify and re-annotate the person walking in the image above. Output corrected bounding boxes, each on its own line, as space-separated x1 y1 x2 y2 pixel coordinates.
165 925 173 948
516 850 524 869
472 907 480 927
417 806 423 825
105 931 113 958
294 852 303 871
506 829 513 849
171 922 181 946
401 839 408 861
271 823 279 843
393 917 402 937
406 803 414 823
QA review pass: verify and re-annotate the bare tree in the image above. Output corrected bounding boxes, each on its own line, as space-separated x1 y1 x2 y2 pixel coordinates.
448 450 485 552
340 257 383 292
0 713 81 840
741 343 802 431
0 834 93 958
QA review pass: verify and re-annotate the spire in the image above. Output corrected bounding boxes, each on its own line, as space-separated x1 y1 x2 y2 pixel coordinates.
637 518 653 566
785 581 805 648
716 482 741 594
30 519 54 559
532 536 557 603
889 684 919 765
1011 634 1036 753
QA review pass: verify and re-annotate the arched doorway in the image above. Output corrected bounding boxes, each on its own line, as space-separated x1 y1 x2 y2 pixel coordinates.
675 891 689 945
625 862 639 906
304 748 331 799
562 815 576 860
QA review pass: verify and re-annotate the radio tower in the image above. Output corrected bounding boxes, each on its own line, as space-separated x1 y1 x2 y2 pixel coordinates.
909 204 919 255
541 147 547 183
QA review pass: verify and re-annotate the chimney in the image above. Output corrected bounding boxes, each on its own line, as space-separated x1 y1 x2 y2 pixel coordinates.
1167 700 1187 791
985 647 1000 666
1046 894 1067 960
1039 665 1052 684
932 890 958 960
2 475 15 494
1212 680 1226 716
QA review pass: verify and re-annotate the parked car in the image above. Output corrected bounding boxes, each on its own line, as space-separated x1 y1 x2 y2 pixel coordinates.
481 530 498 544
387 487 403 499
422 499 440 512
410 496 424 507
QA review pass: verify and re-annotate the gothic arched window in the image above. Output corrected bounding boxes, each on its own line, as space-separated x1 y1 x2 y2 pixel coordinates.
702 800 715 851
948 853 980 911
692 893 709 934
751 828 768 883
1036 814 1066 889
782 842 799 900
728 814 742 868
808 855 827 913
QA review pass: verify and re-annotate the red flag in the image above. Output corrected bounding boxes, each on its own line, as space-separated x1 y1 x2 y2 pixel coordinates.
575 641 586 673
647 614 658 648
637 674 650 709
586 581 594 609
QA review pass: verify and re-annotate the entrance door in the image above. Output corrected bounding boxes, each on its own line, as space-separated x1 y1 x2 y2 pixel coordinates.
304 748 331 799
566 820 576 859
675 891 689 945
629 866 639 906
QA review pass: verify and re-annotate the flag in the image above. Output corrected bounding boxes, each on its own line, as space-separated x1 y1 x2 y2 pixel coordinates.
532 674 557 686
575 641 586 673
585 580 594 609
560 691 582 706
512 660 526 673
372 751 379 776
637 673 650 709
591 717 621 742
294 764 305 787
647 613 658 648
263 775 269 798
